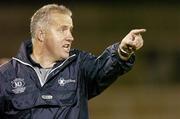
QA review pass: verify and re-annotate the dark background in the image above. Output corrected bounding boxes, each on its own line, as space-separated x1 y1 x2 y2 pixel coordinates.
0 1 180 119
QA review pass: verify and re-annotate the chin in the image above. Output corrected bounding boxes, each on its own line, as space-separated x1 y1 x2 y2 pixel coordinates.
56 51 70 60
62 53 70 59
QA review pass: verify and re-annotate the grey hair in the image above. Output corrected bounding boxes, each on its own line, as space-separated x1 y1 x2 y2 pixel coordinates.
30 4 72 42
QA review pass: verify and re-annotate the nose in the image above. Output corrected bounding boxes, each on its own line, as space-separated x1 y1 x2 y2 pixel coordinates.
67 31 74 42
66 36 74 42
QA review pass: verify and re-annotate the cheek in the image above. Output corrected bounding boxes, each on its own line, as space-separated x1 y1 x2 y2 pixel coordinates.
45 31 65 50
45 40 54 52
50 40 64 54
44 37 56 51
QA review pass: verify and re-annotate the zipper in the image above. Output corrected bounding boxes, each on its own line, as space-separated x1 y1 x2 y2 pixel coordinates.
12 54 76 87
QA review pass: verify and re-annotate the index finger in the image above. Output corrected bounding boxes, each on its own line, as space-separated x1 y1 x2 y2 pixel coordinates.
131 29 146 35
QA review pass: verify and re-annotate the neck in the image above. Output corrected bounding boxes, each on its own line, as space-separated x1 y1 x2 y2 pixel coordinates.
30 53 55 69
31 41 56 69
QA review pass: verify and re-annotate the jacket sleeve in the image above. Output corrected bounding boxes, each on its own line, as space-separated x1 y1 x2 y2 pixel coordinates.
80 43 135 99
0 72 5 117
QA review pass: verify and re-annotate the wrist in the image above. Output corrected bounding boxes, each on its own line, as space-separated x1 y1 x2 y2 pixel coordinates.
118 47 133 60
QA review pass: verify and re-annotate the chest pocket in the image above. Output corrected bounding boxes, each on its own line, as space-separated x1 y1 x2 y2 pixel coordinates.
7 85 40 110
49 77 77 106
9 78 77 111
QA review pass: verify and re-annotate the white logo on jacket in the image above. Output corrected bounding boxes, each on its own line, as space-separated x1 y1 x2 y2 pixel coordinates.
58 77 76 86
11 78 26 94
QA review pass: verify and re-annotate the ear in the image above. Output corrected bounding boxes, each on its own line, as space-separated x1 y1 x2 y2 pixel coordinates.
37 28 45 42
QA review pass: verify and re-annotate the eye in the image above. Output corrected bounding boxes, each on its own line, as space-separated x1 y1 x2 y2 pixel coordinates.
57 28 64 33
57 25 73 34
58 26 68 33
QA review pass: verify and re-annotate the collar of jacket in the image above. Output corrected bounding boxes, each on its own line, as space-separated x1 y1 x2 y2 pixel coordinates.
13 39 78 69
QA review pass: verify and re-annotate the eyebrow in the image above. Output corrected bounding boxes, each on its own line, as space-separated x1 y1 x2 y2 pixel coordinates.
59 25 73 30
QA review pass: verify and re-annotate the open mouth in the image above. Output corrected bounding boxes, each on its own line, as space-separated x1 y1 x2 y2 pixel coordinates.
62 44 71 52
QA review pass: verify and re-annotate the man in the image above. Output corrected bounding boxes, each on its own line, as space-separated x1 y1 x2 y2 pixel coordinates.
0 4 145 119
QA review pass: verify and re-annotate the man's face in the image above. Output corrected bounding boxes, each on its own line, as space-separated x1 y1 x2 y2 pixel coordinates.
44 12 74 60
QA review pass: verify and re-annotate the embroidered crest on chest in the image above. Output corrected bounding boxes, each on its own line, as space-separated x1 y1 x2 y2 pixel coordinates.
11 78 26 94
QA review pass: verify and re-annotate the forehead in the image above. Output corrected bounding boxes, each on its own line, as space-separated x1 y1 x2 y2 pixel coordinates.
49 12 73 27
